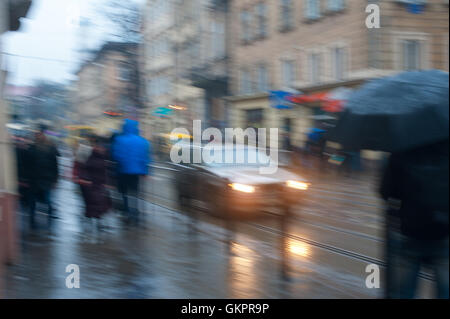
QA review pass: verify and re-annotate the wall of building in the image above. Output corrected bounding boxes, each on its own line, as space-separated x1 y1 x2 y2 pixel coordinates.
376 0 449 72
230 0 370 95
77 63 103 123
228 0 449 154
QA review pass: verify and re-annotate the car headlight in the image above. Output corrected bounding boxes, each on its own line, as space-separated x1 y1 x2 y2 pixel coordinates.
229 183 255 193
286 180 309 190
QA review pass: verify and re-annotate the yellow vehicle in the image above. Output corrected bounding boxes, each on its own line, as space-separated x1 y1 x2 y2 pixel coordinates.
64 125 96 151
156 132 193 160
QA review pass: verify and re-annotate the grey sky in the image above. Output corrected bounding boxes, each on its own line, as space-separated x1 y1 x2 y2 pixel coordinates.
2 0 143 86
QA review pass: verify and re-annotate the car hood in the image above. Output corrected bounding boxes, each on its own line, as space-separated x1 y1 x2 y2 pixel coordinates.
204 166 307 185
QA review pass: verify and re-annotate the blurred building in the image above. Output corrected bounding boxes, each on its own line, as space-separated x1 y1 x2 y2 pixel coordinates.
140 0 448 154
141 0 230 136
74 42 141 136
3 85 37 123
227 0 449 153
0 0 33 272
177 0 230 131
141 0 176 135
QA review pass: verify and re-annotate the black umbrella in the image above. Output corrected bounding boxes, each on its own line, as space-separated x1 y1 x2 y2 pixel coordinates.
329 70 449 152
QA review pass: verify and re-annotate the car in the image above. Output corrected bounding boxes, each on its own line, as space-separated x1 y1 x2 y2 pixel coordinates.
170 143 309 219
155 132 193 161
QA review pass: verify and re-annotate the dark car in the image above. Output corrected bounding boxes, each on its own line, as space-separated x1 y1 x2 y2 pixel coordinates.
170 143 309 219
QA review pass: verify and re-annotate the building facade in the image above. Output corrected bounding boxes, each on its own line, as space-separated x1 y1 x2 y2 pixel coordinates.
75 42 140 136
228 0 449 151
141 0 177 135
141 0 231 136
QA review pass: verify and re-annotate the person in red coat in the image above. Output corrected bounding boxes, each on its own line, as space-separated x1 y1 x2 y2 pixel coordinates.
74 136 111 224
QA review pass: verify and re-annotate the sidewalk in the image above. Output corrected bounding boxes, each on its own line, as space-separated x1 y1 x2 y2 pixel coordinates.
1 176 379 299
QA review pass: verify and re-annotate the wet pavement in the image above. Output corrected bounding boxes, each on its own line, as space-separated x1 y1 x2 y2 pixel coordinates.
0 157 435 298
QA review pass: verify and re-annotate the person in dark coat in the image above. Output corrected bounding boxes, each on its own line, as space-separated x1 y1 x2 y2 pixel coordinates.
380 139 449 299
77 135 111 221
28 126 60 229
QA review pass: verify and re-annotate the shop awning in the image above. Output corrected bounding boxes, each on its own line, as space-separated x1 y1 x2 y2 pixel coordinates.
287 87 354 113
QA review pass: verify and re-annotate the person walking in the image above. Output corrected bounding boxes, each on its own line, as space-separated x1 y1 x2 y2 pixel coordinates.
380 139 449 299
112 119 151 225
75 135 111 232
28 125 60 230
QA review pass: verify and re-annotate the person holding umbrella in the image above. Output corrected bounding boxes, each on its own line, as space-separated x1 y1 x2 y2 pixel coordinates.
329 70 449 299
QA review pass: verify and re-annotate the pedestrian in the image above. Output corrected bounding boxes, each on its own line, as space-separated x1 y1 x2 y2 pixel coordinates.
28 125 60 230
282 132 292 151
380 139 449 299
75 135 111 231
112 119 151 225
73 136 93 216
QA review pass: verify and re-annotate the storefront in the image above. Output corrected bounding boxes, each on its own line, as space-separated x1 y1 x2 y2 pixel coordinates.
227 93 314 150
291 79 385 163
228 79 385 167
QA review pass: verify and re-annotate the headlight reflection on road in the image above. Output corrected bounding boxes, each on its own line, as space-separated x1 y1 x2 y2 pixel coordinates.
229 242 258 298
287 239 310 258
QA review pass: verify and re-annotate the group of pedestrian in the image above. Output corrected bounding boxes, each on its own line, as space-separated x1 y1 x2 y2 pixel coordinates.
15 119 152 232
72 119 151 228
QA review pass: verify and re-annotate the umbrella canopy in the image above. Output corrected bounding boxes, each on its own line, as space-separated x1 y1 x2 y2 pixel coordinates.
329 70 449 152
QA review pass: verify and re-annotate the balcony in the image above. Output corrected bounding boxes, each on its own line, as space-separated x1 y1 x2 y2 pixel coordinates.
209 0 229 11
189 63 228 91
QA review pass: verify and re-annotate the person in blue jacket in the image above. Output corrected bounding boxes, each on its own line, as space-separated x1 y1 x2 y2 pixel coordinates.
112 119 151 225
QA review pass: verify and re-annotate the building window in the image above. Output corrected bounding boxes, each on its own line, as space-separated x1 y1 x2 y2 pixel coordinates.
309 53 321 84
281 60 295 89
117 63 132 82
333 47 346 80
305 0 321 20
257 64 269 92
402 40 422 70
280 0 294 31
327 0 345 12
212 21 225 59
246 108 264 129
240 69 252 95
148 75 171 98
256 2 268 39
241 10 252 43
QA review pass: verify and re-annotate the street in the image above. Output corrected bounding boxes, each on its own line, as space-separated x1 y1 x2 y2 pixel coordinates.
0 155 435 299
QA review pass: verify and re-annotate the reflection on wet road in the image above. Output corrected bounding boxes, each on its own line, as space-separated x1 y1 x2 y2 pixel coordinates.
1 159 435 298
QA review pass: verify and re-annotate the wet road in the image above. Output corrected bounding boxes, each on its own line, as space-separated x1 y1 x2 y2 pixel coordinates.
1 156 435 298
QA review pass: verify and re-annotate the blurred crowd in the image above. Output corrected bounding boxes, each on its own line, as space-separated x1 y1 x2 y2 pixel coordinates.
14 119 152 233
